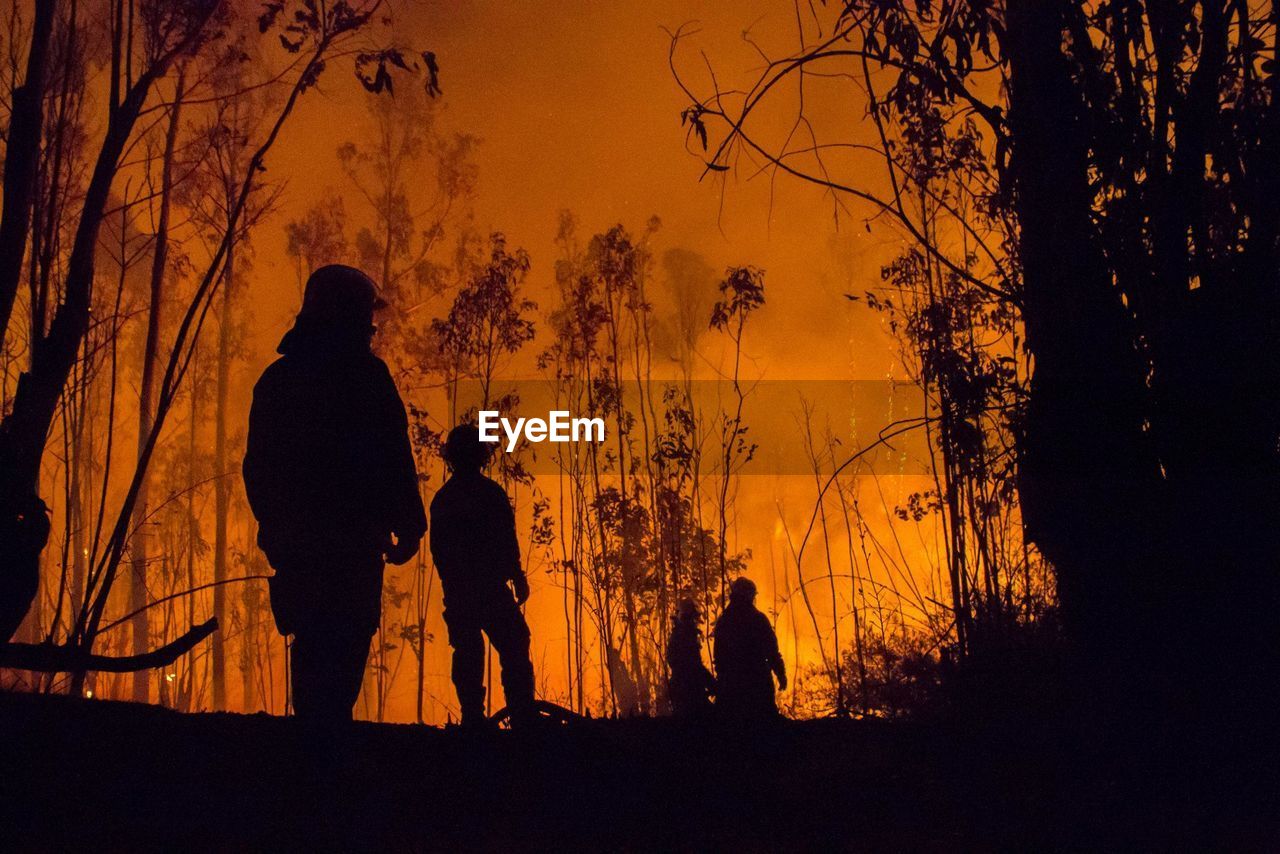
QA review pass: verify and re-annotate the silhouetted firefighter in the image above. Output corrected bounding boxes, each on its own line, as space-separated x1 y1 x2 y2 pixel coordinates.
713 577 786 718
430 424 536 728
667 598 714 718
243 265 426 722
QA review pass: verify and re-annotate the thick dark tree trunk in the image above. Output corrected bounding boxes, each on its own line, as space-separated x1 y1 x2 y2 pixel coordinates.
1007 0 1280 697
2 67 153 503
0 0 55 339
1005 0 1163 662
0 2 57 641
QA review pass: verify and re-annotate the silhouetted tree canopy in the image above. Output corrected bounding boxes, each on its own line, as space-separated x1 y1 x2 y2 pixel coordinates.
673 0 1280 689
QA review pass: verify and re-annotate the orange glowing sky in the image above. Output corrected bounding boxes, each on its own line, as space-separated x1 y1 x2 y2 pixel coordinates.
253 0 903 381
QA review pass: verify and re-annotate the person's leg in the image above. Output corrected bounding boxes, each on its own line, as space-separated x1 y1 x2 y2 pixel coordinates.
289 629 321 719
328 620 375 718
444 606 487 725
714 674 745 720
290 622 373 722
483 597 535 722
280 555 381 723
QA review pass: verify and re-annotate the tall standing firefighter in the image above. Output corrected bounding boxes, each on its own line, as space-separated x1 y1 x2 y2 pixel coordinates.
430 424 536 728
243 265 426 723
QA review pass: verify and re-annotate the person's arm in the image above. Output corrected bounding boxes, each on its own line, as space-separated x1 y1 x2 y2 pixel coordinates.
243 369 300 568
243 370 283 528
427 495 444 569
492 483 528 603
376 362 426 564
765 615 787 690
698 636 716 692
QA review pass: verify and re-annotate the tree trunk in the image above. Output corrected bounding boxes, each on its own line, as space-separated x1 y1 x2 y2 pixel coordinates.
128 69 185 703
0 2 58 642
0 0 55 340
1005 0 1161 661
212 224 234 710
187 349 201 705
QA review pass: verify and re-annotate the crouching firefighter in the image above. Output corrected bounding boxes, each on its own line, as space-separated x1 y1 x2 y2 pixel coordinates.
243 264 426 723
430 424 536 729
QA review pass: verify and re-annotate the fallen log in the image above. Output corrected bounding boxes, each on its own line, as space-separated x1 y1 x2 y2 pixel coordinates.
0 618 218 672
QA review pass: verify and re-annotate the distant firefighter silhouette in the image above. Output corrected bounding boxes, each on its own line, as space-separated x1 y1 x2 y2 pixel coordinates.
667 598 715 718
713 577 787 718
243 265 425 722
430 424 536 728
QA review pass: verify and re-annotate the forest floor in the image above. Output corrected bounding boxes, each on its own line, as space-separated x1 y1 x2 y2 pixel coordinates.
1 689 1274 851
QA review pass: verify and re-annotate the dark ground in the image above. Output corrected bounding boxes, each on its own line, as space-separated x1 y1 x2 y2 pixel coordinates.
1 689 1275 851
